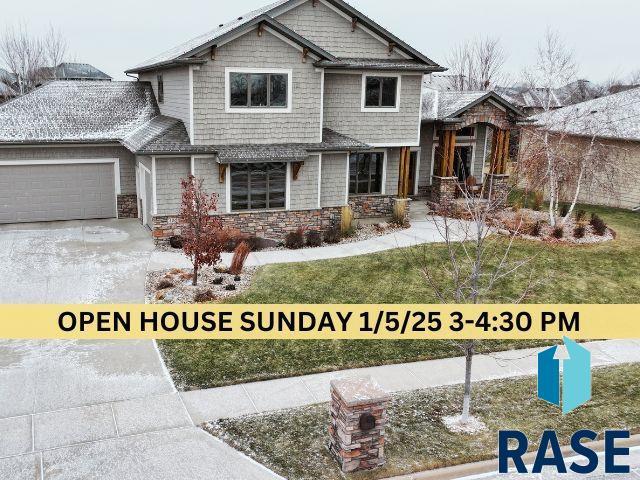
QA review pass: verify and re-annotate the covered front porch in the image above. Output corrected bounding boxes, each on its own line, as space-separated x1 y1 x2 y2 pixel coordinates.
414 89 528 208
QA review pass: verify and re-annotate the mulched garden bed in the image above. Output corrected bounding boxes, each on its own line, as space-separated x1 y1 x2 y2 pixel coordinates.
145 266 256 304
489 208 615 244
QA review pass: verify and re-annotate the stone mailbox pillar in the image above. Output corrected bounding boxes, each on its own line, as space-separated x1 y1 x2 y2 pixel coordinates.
328 376 390 473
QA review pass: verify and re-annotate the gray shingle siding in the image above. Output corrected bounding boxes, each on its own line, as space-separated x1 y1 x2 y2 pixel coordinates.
385 148 400 195
140 67 191 137
0 145 136 195
192 29 322 145
418 122 435 187
320 152 347 207
155 157 190 215
275 0 405 60
194 156 227 213
323 73 422 145
290 154 320 210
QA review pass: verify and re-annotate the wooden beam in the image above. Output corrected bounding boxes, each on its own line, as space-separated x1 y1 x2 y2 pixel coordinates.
398 147 406 197
218 163 227 183
500 129 511 174
403 149 412 197
439 131 449 177
292 161 304 181
388 42 396 55
302 47 309 63
257 23 265 37
446 130 456 177
351 17 358 32
210 46 217 60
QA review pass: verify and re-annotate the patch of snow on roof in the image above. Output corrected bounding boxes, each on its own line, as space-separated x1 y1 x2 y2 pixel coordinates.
0 81 159 143
532 87 640 142
130 0 291 71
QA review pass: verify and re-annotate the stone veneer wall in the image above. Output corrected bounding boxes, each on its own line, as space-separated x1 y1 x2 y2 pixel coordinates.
152 207 342 243
117 194 138 219
348 195 395 219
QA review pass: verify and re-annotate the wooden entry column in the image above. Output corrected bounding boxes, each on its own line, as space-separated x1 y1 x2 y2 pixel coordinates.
489 128 511 175
398 146 412 198
437 129 457 177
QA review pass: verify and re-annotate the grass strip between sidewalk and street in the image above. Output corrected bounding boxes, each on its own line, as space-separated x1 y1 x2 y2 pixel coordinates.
206 363 640 480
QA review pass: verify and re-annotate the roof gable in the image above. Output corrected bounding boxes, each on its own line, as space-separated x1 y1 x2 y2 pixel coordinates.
422 87 525 122
127 0 442 73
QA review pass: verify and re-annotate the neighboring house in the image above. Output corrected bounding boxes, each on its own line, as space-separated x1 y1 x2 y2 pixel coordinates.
496 80 601 117
51 63 112 81
0 0 525 239
524 87 640 210
0 69 18 102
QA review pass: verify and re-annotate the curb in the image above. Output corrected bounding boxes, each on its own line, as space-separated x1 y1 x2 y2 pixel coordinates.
382 434 640 480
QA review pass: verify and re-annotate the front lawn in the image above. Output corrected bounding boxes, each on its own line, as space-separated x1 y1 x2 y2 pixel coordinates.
159 205 640 389
208 364 640 480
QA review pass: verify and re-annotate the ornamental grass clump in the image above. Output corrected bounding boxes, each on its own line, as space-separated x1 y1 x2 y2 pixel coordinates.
532 191 544 211
340 206 355 236
229 241 251 276
552 226 564 239
590 213 608 236
574 224 586 239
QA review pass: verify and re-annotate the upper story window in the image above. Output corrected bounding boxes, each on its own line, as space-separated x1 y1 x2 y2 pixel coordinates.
362 75 400 112
226 68 292 113
157 74 164 103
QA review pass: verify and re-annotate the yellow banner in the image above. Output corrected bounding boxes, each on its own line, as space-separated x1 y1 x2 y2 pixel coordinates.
0 304 638 340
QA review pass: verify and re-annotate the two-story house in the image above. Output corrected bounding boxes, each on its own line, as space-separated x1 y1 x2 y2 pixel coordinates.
0 0 525 237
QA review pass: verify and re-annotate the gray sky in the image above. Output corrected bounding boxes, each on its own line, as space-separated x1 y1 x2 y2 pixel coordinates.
4 0 639 83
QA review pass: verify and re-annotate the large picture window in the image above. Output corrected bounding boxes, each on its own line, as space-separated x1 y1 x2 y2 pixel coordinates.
349 152 384 195
229 72 288 109
363 76 399 109
230 162 287 211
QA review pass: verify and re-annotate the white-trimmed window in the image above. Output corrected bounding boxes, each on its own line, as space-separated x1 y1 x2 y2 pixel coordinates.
230 162 287 211
361 74 401 112
225 68 292 113
349 152 384 195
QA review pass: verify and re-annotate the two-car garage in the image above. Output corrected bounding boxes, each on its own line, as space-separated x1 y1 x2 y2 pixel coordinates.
0 160 118 224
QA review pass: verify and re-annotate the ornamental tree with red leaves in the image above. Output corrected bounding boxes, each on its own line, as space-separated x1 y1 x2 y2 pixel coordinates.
179 175 223 286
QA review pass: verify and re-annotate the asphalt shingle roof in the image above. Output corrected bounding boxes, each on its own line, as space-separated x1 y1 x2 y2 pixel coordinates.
54 63 112 81
0 80 159 144
308 128 369 151
532 87 640 142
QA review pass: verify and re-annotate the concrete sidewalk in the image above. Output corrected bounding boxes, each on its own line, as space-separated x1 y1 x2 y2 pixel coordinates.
148 216 472 270
180 339 640 424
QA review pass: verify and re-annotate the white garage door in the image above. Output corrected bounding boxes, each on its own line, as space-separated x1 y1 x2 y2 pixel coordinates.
0 162 117 224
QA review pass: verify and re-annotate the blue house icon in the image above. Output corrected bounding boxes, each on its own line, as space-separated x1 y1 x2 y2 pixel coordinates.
538 337 591 414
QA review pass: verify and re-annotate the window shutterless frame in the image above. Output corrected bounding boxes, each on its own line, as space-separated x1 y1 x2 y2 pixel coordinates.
230 162 287 212
361 74 401 112
225 67 293 113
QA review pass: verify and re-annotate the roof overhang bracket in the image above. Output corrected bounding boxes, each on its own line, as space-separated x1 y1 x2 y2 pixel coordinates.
351 17 358 32
388 42 396 55
218 163 227 183
292 161 304 180
312 0 318 6
302 48 309 63
257 23 265 37
210 46 217 61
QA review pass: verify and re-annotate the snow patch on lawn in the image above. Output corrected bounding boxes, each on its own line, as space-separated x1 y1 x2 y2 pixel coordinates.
442 415 487 434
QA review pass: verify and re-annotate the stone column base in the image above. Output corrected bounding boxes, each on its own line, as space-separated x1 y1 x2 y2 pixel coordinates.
430 176 459 205
483 174 510 208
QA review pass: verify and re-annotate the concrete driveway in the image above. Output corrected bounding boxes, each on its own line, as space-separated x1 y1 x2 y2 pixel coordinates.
0 220 280 479
0 219 154 304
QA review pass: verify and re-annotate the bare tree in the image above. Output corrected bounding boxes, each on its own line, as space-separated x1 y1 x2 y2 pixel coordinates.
413 184 536 428
0 23 68 95
519 94 631 225
445 37 509 91
43 25 68 73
